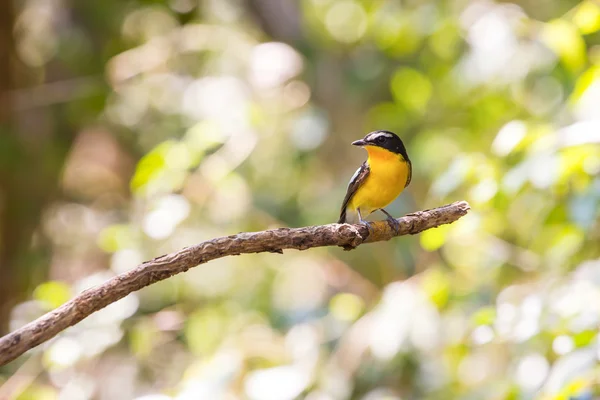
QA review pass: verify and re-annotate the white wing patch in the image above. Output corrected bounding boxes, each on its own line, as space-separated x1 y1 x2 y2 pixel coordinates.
348 166 362 186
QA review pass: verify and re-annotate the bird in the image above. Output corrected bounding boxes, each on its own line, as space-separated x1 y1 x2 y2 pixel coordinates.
338 130 412 230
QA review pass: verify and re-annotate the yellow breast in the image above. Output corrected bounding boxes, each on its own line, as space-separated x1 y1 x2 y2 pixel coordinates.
348 146 410 215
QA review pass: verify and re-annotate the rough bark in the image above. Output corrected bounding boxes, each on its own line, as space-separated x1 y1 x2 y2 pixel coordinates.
0 201 470 366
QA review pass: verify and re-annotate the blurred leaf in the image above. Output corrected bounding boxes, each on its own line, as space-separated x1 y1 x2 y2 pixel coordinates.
33 281 72 309
131 139 188 193
420 224 451 252
570 66 600 103
390 68 432 113
365 102 407 132
185 308 226 356
572 1 600 35
329 292 365 321
572 330 596 348
553 377 592 400
130 318 158 357
541 19 587 73
15 385 57 400
429 20 461 61
324 0 368 43
421 268 451 308
184 120 225 158
98 224 139 252
372 14 422 57
471 307 496 326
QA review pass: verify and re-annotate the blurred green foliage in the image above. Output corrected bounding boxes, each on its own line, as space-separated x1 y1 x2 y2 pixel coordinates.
1 0 600 399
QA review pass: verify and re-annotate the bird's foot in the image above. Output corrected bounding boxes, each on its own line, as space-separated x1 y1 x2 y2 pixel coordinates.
360 219 374 232
357 209 373 234
386 216 400 234
379 208 400 234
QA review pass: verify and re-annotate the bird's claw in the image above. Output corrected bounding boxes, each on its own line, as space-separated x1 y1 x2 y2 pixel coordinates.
386 216 400 234
359 220 374 234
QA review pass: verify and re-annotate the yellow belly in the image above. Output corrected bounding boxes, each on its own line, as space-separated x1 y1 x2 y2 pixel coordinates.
348 147 409 216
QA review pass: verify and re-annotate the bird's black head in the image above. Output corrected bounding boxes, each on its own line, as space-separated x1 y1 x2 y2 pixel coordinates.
352 130 410 161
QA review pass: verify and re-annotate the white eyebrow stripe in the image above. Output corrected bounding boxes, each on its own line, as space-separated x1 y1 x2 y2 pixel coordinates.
367 132 393 140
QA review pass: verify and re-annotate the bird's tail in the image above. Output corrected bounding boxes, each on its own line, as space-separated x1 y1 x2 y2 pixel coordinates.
338 208 359 224
338 209 347 224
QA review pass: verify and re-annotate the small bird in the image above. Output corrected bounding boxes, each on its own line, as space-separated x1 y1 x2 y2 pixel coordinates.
338 130 412 229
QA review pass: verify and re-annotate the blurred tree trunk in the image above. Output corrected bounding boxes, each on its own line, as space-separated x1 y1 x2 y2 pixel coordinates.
245 0 303 44
0 0 21 333
0 0 12 121
0 0 76 334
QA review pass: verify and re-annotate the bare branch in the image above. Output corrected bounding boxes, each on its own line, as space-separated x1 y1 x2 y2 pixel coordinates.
0 201 470 366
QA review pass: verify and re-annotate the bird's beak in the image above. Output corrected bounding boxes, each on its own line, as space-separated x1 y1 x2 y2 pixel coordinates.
352 139 367 146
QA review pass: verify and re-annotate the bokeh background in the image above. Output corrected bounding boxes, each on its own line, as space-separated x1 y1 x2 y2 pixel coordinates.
1 0 600 399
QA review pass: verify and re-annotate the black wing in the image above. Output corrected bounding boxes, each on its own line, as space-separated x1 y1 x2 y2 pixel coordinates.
405 159 412 188
338 162 370 223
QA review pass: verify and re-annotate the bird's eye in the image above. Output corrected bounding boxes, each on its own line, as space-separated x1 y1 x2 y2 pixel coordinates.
376 136 386 144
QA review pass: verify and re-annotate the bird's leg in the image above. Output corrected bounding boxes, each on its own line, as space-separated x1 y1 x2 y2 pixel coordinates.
380 208 400 234
357 209 373 232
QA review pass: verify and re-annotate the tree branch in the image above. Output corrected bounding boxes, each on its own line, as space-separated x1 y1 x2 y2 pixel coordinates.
0 201 470 366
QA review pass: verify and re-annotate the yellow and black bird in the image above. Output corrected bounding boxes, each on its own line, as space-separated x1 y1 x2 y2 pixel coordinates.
338 130 412 229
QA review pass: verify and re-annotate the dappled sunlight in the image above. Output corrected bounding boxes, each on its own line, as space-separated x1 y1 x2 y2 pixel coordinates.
249 42 304 90
324 1 368 44
3 0 600 398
